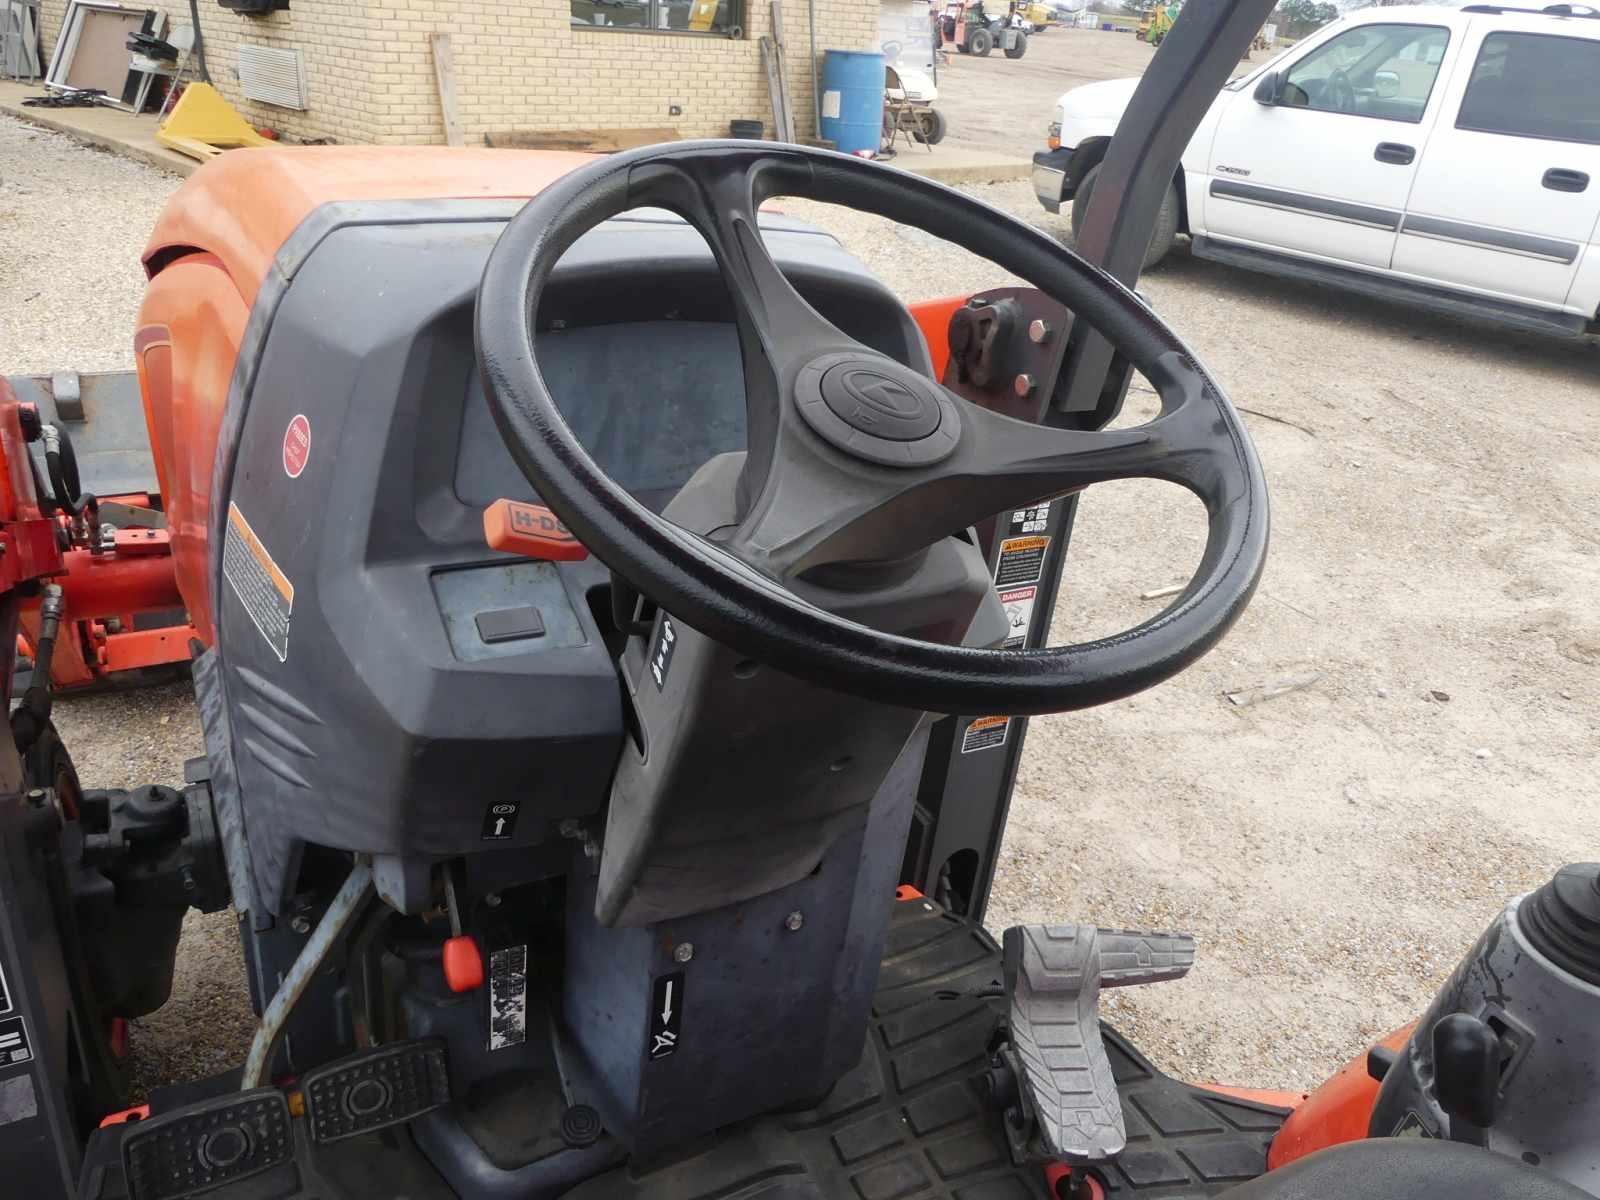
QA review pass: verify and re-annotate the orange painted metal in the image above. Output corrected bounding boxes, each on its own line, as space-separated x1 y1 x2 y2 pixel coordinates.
1196 1083 1307 1108
102 626 193 673
55 549 183 615
483 499 589 562
895 884 925 901
98 1103 151 1128
909 294 970 382
137 149 595 644
1267 1025 1414 1170
141 147 596 311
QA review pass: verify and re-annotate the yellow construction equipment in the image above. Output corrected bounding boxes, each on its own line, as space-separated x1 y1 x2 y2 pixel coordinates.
156 82 273 162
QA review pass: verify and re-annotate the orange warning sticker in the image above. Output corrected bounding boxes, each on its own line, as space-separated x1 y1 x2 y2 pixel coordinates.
960 715 1010 753
995 535 1049 588
223 502 294 662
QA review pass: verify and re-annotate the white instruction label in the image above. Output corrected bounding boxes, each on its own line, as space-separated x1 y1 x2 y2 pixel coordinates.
488 945 528 1051
822 90 842 120
0 1017 33 1071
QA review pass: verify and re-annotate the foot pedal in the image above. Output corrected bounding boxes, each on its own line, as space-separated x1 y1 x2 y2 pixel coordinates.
301 1037 451 1144
122 1087 292 1200
1001 924 1195 1163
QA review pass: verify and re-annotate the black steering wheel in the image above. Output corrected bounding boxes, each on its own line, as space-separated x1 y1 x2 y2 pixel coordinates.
1327 68 1358 113
476 142 1268 717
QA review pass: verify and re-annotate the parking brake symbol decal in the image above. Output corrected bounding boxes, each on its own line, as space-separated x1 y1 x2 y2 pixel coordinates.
648 971 684 1060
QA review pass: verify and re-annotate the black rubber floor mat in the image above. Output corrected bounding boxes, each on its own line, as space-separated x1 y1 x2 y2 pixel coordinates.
80 897 1288 1200
572 895 1290 1200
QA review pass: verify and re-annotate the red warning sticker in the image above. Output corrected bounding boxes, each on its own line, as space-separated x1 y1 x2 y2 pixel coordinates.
282 413 311 479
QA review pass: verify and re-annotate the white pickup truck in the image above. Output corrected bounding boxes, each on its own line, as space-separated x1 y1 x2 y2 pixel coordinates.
1032 4 1600 336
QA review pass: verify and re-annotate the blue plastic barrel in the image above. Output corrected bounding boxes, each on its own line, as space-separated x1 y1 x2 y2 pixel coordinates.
820 50 885 157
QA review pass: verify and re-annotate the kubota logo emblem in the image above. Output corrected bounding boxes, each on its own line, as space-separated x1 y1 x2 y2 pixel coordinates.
842 371 921 424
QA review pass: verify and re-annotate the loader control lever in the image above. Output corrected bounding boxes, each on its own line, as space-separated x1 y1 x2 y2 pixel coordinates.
477 141 1270 716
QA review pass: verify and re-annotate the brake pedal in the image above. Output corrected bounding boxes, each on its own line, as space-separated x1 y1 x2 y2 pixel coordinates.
122 1087 292 1200
1001 924 1195 1163
301 1037 451 1144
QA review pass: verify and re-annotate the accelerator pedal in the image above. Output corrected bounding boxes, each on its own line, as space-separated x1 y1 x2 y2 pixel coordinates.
1001 924 1195 1163
122 1087 292 1200
301 1038 451 1144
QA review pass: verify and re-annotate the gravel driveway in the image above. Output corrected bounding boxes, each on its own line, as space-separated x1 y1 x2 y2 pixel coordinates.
5 114 1599 1102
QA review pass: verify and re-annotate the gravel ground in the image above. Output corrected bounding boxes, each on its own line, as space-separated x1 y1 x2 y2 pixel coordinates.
0 118 176 375
6 114 1600 1102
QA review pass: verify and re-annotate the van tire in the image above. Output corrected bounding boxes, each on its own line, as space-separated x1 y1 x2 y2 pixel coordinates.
1070 163 1181 270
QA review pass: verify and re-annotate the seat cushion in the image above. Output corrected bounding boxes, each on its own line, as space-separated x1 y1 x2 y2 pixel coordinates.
1224 1139 1590 1200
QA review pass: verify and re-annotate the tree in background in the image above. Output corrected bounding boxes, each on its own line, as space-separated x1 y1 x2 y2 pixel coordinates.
1274 0 1339 35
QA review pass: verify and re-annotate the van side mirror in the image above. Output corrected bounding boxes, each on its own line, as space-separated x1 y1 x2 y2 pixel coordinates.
1253 71 1283 105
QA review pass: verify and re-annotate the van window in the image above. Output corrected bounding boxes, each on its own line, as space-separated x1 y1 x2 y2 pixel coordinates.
1282 24 1450 123
1457 33 1600 145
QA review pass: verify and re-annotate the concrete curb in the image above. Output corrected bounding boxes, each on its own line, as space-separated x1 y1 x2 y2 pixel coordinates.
895 158 1032 186
0 87 196 177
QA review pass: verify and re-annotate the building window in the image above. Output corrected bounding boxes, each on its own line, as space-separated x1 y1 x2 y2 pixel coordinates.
571 0 743 36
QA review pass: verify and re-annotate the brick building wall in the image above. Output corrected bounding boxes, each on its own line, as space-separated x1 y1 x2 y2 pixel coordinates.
36 0 880 146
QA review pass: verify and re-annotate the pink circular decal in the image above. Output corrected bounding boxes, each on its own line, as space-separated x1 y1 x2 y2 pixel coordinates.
283 413 311 479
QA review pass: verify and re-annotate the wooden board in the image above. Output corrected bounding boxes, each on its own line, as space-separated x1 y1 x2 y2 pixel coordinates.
428 32 463 147
64 6 142 93
484 128 680 152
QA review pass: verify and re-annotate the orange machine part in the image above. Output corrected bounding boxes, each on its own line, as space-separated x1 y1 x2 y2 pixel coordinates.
1267 1025 1413 1170
136 149 597 644
483 499 589 562
909 294 970 382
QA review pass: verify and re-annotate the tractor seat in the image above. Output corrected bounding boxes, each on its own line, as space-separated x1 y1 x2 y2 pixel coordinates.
1223 1139 1588 1200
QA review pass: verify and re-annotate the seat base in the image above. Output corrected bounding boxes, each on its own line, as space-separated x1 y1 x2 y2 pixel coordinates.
1222 1139 1592 1200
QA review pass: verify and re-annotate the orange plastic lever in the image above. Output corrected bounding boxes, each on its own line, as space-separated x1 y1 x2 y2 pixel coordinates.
483 499 588 562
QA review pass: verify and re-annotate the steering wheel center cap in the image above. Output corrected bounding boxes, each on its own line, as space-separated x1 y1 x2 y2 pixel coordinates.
795 353 960 468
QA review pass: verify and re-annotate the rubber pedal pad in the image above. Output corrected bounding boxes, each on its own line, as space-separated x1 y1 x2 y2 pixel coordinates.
122 1086 292 1200
300 1037 451 1145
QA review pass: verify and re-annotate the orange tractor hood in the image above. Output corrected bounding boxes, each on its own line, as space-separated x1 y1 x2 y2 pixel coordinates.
141 146 596 305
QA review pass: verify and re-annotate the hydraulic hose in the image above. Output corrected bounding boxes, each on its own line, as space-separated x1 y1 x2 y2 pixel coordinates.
41 423 98 527
12 583 65 755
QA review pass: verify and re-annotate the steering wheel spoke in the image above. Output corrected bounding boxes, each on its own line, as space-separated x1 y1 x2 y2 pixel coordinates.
728 351 1229 578
627 154 860 508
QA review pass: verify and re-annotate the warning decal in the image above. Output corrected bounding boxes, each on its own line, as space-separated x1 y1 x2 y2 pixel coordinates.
488 945 528 1051
994 536 1050 588
1007 501 1051 537
0 1016 33 1071
961 716 1010 754
224 503 294 662
999 585 1037 650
